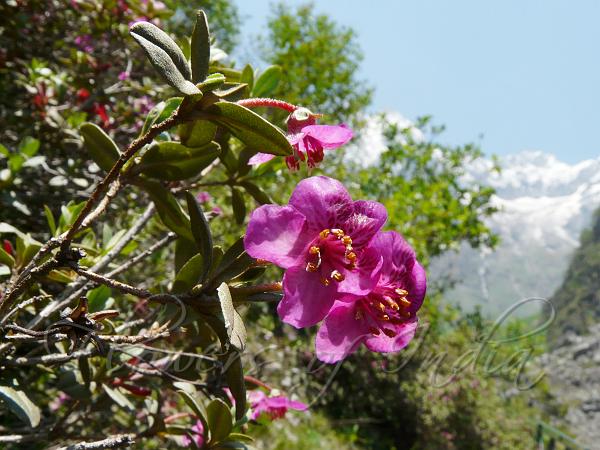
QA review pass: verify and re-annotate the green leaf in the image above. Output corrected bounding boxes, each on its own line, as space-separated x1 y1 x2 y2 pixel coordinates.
221 352 246 420
18 136 40 157
179 120 217 148
240 64 254 92
197 73 227 92
80 123 121 172
138 141 220 181
231 188 246 225
43 205 57 236
214 83 249 102
178 390 209 438
191 10 211 83
79 357 92 387
0 144 9 158
0 246 15 268
130 22 200 96
172 253 204 293
206 398 233 444
239 181 272 205
200 102 293 156
186 192 213 281
217 283 246 352
252 65 282 97
174 237 199 274
88 285 112 313
139 180 193 241
141 97 183 137
0 386 41 427
102 384 134 411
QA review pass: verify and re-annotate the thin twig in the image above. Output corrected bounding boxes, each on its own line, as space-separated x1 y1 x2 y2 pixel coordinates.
75 268 150 298
58 433 136 450
27 204 155 330
105 232 175 278
3 348 99 366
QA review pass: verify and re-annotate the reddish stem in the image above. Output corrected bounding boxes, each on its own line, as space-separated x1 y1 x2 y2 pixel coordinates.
237 98 297 113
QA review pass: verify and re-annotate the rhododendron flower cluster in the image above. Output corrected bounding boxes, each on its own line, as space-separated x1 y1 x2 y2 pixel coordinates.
244 176 426 363
248 390 308 421
248 107 353 170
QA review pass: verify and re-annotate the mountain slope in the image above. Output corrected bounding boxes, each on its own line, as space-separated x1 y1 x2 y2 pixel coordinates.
547 208 600 346
432 150 600 317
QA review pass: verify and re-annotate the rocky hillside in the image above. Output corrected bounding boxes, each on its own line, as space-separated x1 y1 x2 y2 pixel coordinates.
538 323 600 449
547 207 600 346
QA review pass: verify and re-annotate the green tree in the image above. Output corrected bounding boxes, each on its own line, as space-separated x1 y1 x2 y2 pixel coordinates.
262 2 372 124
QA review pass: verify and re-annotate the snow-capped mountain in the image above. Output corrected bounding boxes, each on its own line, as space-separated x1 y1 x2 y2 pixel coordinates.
433 150 600 317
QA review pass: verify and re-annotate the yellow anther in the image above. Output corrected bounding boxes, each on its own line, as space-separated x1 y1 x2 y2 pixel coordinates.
306 262 318 272
399 297 411 308
378 302 386 312
331 270 345 282
383 328 397 338
309 246 320 255
320 277 331 286
395 288 408 296
380 314 390 321
346 251 357 261
319 229 331 239
342 236 352 245
331 228 344 238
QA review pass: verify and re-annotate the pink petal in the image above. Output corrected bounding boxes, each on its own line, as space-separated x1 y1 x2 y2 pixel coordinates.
265 396 308 411
364 319 418 353
288 176 353 232
344 200 388 248
336 245 382 297
315 301 369 363
302 124 353 149
278 266 338 328
244 205 311 269
407 261 427 313
248 152 276 165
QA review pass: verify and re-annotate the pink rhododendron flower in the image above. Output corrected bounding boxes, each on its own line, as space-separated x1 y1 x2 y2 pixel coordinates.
316 231 426 363
244 176 386 328
248 107 353 170
248 390 308 421
196 191 212 203
181 420 205 448
118 71 130 81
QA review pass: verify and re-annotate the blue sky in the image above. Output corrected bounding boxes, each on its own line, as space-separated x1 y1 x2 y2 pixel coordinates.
235 0 600 163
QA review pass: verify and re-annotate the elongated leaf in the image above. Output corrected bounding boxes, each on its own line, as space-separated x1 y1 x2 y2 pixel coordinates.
130 22 199 96
201 102 293 156
43 205 57 236
239 181 271 205
217 283 246 352
191 10 211 83
221 351 246 420
240 64 254 92
0 386 41 427
197 73 227 93
80 123 120 171
214 83 249 102
139 180 193 241
138 141 220 181
231 188 246 225
0 246 15 268
178 390 209 438
179 121 218 148
143 97 183 136
186 192 213 281
172 253 204 293
102 384 134 411
175 237 199 274
18 136 40 157
130 21 191 80
252 65 282 97
206 398 233 443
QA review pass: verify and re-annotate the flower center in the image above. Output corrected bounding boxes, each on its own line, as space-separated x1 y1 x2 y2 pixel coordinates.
354 286 412 338
305 228 357 286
